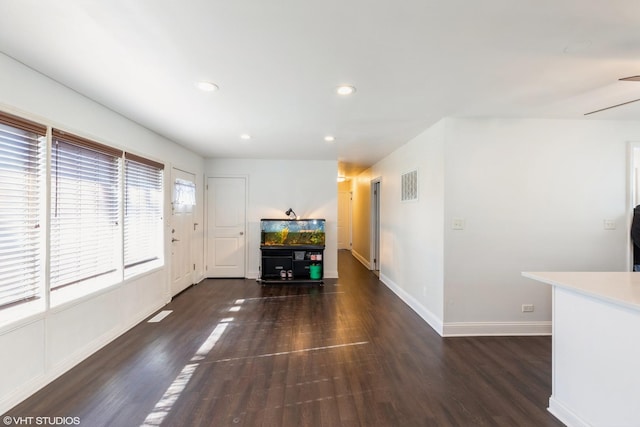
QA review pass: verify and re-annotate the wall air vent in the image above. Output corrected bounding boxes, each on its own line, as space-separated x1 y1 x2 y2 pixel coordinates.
401 169 418 202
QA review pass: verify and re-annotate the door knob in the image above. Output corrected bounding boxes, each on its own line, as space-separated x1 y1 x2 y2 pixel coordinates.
240 232 244 235
172 238 180 242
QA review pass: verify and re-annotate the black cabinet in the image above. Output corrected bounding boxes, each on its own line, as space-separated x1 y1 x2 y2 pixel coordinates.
259 245 324 284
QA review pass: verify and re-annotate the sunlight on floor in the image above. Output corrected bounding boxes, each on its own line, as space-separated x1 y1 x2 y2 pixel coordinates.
139 308 238 426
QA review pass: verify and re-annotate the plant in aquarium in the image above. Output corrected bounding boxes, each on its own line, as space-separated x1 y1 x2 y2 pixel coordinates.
309 230 324 245
278 228 289 244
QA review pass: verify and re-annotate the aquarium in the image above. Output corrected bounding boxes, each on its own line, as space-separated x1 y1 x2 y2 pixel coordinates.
260 218 325 247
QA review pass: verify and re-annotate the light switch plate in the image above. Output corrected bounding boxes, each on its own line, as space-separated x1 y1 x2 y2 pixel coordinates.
452 218 465 230
603 219 616 230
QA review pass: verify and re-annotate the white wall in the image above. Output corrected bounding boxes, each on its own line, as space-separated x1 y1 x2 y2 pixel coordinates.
443 118 637 335
368 120 446 333
357 117 640 337
205 158 338 279
0 53 205 412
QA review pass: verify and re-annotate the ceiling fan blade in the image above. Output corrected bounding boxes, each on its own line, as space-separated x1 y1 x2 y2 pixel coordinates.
584 76 640 115
584 97 640 115
620 76 640 82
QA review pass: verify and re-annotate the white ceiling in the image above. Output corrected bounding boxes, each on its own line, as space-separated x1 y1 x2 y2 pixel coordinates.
2 1 640 175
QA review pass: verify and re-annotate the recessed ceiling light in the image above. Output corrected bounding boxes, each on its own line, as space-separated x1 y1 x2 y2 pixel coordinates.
196 81 219 92
240 133 251 140
324 135 336 142
336 85 356 96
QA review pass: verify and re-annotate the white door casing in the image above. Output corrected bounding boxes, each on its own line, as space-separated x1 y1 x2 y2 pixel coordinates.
371 179 381 273
207 176 246 277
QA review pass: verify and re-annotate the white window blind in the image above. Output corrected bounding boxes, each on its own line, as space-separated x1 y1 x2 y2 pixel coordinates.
0 114 45 308
124 154 164 271
50 130 122 290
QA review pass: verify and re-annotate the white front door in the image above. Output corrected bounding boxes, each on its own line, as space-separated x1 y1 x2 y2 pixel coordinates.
171 168 196 296
207 176 246 277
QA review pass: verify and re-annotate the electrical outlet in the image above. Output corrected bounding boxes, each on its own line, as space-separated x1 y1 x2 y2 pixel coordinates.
603 219 616 230
522 304 534 313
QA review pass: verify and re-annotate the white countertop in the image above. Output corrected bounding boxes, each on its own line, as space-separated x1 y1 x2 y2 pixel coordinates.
522 271 640 312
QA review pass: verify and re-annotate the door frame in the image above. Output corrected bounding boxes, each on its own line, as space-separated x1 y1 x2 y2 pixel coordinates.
205 174 249 278
370 178 381 273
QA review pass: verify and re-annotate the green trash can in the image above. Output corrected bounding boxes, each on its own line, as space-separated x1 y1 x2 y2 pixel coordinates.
309 264 322 280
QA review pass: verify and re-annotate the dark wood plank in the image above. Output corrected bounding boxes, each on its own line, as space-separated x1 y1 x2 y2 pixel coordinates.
5 251 564 426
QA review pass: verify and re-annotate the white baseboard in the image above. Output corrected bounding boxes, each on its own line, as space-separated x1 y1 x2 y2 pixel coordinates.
351 250 371 270
379 273 444 336
548 396 589 427
324 270 338 279
442 321 552 337
0 301 166 414
378 272 552 338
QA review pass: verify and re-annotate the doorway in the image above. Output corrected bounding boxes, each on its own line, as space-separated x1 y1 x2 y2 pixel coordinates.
170 168 196 296
206 176 247 277
371 179 381 275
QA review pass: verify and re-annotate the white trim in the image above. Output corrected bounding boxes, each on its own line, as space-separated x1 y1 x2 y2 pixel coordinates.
442 321 552 337
0 299 165 414
351 250 371 269
349 191 353 250
379 273 444 336
370 177 381 272
324 269 339 279
548 396 590 427
379 272 551 337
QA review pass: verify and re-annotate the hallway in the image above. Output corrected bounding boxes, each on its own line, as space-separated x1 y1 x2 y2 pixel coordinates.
7 251 563 426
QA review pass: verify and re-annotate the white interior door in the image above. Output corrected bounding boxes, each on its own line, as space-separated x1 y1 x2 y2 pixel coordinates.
207 176 246 277
171 168 196 296
338 190 352 250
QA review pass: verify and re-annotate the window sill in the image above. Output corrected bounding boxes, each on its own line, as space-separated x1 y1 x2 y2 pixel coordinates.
124 260 164 281
50 271 121 309
0 299 46 334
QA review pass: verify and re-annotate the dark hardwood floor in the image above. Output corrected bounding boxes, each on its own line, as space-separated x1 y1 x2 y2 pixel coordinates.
6 251 564 427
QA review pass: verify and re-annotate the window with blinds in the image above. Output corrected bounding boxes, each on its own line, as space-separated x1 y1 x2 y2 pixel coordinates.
124 154 164 274
0 111 167 315
50 130 122 291
0 113 45 309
